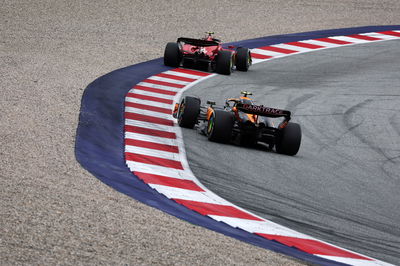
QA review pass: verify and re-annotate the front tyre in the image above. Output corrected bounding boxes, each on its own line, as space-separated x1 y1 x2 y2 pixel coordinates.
236 47 251 71
164 42 181 67
216 50 233 75
177 96 201 128
207 110 234 143
275 122 302 156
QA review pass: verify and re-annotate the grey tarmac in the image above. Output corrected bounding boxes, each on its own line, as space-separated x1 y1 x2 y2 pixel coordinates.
182 40 400 264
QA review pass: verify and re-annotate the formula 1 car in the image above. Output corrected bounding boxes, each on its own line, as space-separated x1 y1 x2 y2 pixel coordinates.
164 32 252 75
173 91 301 156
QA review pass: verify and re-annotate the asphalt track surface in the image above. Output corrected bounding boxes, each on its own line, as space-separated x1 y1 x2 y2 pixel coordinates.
182 40 400 264
2 0 400 265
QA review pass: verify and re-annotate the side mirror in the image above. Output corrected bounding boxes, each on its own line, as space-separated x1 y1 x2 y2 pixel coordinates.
228 45 235 49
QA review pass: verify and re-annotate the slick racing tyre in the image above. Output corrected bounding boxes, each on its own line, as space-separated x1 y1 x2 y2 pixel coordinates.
177 96 200 128
276 122 302 156
164 42 181 67
236 47 251 71
216 50 233 75
207 110 234 143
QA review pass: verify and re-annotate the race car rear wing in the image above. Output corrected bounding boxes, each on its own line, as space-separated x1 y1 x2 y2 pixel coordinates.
237 103 291 120
177 37 219 47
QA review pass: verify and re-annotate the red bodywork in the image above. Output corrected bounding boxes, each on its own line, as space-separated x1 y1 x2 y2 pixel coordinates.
179 35 234 62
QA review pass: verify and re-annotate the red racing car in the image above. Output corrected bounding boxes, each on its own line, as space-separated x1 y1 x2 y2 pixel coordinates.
164 32 252 75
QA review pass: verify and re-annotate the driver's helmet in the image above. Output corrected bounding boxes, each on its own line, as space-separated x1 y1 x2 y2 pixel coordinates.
204 32 220 42
239 97 253 105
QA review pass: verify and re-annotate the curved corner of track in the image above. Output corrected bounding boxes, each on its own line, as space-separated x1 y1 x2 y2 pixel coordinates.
76 25 400 266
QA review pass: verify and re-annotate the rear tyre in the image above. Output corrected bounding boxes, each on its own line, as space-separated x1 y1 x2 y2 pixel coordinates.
216 50 233 75
164 42 181 67
207 110 234 143
236 47 251 71
275 122 301 156
177 96 201 128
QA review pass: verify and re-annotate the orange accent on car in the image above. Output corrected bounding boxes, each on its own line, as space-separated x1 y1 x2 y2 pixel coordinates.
206 107 214 121
172 103 179 118
246 113 257 123
279 121 288 129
